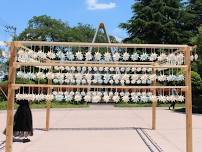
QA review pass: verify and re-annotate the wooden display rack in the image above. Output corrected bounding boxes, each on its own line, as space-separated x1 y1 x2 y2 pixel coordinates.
5 41 193 152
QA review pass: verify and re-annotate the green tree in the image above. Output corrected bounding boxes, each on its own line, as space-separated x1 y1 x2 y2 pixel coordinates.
186 0 202 33
68 23 117 43
17 15 71 42
191 71 202 95
17 15 117 43
191 71 202 109
120 0 192 44
191 25 202 75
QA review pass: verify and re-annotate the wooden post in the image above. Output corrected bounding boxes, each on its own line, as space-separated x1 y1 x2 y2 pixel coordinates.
45 67 52 131
5 42 17 152
184 47 193 152
152 64 157 130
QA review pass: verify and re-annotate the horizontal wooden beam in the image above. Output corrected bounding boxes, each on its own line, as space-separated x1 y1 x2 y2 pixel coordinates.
12 41 190 49
12 84 188 90
14 62 187 68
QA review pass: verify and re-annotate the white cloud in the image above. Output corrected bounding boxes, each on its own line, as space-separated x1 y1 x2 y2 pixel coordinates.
86 0 116 10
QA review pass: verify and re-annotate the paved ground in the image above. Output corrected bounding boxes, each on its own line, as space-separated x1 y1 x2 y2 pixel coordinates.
0 105 202 152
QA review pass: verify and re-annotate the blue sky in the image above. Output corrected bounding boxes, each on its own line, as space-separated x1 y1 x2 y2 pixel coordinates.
0 0 134 42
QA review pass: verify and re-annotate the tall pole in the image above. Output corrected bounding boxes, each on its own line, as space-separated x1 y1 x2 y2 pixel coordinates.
46 64 52 131
184 47 193 152
5 42 17 152
152 63 157 130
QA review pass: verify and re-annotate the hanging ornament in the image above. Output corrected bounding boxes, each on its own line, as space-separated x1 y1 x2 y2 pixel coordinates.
177 74 184 81
84 94 91 102
66 51 75 60
56 51 65 60
149 74 157 81
99 67 104 72
149 53 158 61
131 52 139 61
92 95 101 103
36 72 45 79
126 67 131 72
46 72 55 80
109 67 115 72
37 50 47 59
167 53 177 64
177 95 185 102
140 53 149 61
104 67 109 72
82 67 87 72
55 93 64 101
158 95 167 103
76 66 81 72
142 68 147 72
140 95 148 103
65 94 73 101
131 68 136 72
104 52 111 61
53 79 59 83
136 67 142 72
120 67 125 72
140 74 148 82
122 95 129 102
95 52 102 61
131 94 139 102
190 55 194 61
76 51 83 60
122 52 130 61
158 53 167 62
85 51 93 61
27 72 36 80
75 94 82 102
158 74 167 82
103 94 110 102
45 94 54 101
17 49 25 56
47 51 56 59
150 95 157 101
115 67 120 72
194 54 198 60
176 53 184 65
113 52 120 61
112 95 120 103
104 74 111 84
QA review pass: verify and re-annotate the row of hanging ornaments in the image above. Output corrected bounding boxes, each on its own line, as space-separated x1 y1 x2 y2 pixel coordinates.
16 90 185 103
17 48 198 63
15 46 198 103
17 71 184 84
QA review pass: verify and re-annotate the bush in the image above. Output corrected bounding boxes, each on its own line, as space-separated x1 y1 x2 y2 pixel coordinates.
191 71 202 95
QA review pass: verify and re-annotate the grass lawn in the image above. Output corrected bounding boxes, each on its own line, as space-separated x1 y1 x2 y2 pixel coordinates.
115 103 185 108
0 101 89 110
0 101 185 110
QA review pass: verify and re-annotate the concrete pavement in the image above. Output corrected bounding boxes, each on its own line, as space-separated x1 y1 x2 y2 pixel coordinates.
0 105 201 152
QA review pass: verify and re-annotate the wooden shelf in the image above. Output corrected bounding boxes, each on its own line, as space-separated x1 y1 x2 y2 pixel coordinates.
12 84 188 90
14 62 188 68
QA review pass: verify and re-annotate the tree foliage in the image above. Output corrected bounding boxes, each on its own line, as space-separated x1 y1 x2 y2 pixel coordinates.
191 25 202 75
191 71 202 95
17 15 117 43
186 0 202 33
119 0 193 44
17 15 70 42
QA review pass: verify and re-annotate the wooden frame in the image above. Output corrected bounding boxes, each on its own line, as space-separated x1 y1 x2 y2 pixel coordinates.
5 41 193 152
